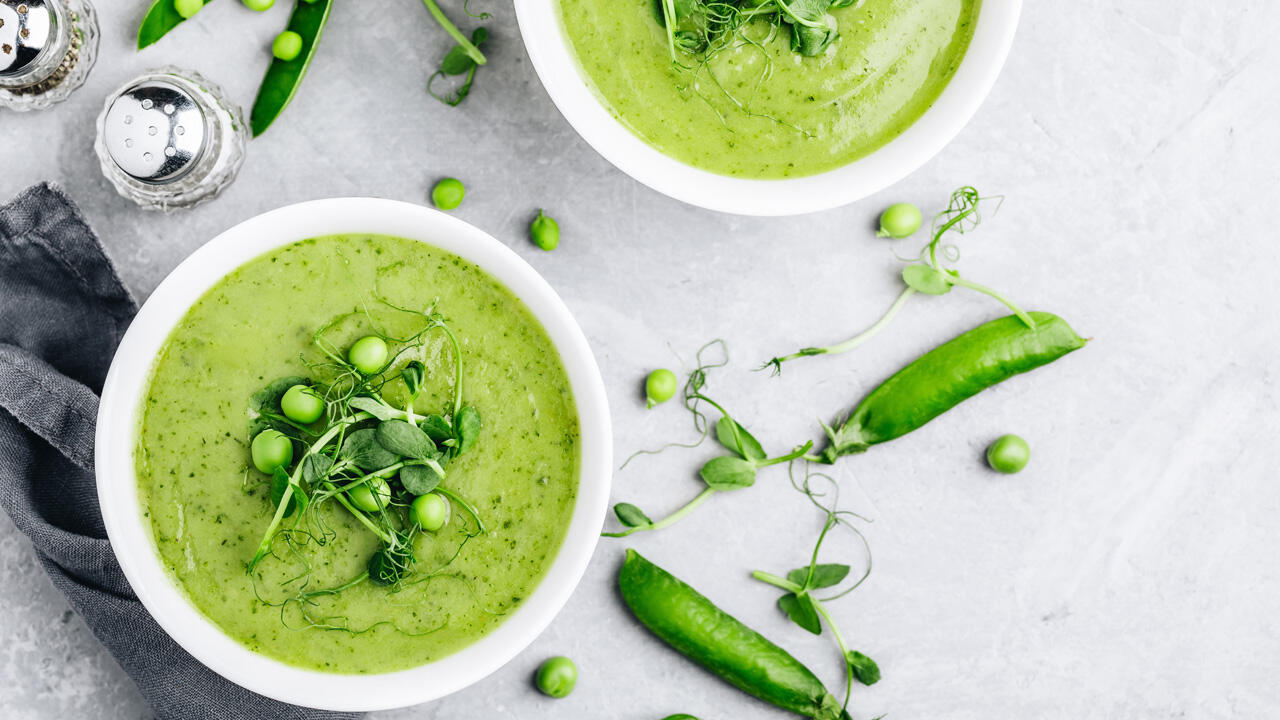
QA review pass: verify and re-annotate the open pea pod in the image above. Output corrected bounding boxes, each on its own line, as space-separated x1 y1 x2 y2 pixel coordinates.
137 0 214 49
250 0 333 137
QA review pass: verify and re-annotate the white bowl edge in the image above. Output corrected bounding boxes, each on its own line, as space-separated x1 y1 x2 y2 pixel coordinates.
95 198 613 711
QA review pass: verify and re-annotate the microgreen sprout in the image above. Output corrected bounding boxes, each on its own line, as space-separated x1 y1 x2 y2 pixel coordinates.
424 0 489 106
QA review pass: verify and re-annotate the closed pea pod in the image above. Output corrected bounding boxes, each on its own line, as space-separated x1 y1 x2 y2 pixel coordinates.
619 550 849 720
821 312 1085 461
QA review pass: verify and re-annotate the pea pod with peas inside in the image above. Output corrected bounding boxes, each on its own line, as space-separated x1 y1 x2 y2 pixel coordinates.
136 0 213 48
817 311 1086 462
249 0 333 137
619 550 851 720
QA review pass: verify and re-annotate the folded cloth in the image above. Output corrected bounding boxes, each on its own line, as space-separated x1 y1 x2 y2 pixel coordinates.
0 183 359 720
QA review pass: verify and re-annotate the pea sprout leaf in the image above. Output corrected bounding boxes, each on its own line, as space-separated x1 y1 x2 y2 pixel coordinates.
340 428 400 471
420 414 454 443
787 563 851 590
455 406 482 454
428 27 489 107
846 650 881 686
778 592 822 635
698 456 757 491
350 395 400 421
400 463 443 495
902 265 953 296
714 417 766 462
301 454 333 485
376 420 437 459
614 503 652 528
249 375 308 436
269 467 297 517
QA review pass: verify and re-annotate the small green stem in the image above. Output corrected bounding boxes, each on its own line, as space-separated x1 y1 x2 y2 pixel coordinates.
813 598 855 712
768 287 916 370
752 570 803 593
948 275 1035 328
602 487 717 538
436 486 486 534
422 0 486 66
756 441 814 468
332 492 394 544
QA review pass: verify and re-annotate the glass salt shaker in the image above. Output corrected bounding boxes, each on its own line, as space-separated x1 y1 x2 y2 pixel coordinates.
94 67 248 211
0 0 98 110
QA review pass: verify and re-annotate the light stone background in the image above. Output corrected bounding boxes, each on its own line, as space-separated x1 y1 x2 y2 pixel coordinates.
3 1 1279 718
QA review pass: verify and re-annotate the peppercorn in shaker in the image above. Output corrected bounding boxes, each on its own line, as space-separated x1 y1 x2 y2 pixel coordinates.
0 0 98 110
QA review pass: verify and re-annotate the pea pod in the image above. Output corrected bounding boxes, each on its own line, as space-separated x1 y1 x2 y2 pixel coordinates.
619 550 850 720
137 0 214 49
821 311 1085 461
249 0 333 137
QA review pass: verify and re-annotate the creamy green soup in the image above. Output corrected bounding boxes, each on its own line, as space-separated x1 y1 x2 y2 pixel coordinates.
135 234 579 673
557 0 979 178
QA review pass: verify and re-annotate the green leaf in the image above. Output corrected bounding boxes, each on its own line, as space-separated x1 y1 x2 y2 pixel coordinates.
428 27 489 106
269 467 297 517
400 463 443 495
714 417 765 462
454 406 482 454
401 361 427 397
787 563 850 590
846 650 881 686
420 414 453 443
614 503 652 528
902 265 953 295
349 395 400 421
339 428 400 471
376 420 437 460
698 456 757 491
300 453 333 486
778 592 822 635
440 44 477 76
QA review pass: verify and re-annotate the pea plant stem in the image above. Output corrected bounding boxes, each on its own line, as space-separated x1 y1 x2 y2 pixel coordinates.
948 275 1036 328
422 0 486 65
436 486 486 534
602 487 718 538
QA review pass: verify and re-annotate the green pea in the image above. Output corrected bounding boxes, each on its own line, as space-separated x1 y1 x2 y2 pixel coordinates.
645 368 677 409
272 31 303 61
348 478 391 513
412 493 449 532
173 0 203 19
242 0 274 10
432 178 466 210
251 430 293 473
530 210 560 251
876 202 922 239
661 716 701 720
986 434 1030 474
348 336 388 375
535 656 577 698
280 384 324 424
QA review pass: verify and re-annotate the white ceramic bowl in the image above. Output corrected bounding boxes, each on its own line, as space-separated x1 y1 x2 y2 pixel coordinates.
95 198 612 711
515 0 1021 216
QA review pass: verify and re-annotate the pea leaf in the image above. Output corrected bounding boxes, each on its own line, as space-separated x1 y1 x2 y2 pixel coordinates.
454 406 482 455
698 456 757 491
376 420 437 460
400 463 443 495
778 592 822 635
339 428 400 471
714 417 766 462
301 453 333 485
846 650 881 686
367 546 408 586
428 27 489 107
440 42 477 76
614 503 652 528
786 563 851 590
269 467 297 517
902 265 953 296
401 361 426 397
349 395 400 421
420 414 453 443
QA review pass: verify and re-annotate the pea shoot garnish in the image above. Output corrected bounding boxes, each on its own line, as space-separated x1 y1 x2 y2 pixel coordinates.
243 300 492 631
764 186 1036 374
424 0 490 106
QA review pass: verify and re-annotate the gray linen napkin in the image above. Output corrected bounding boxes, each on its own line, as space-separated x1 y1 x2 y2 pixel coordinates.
0 183 359 720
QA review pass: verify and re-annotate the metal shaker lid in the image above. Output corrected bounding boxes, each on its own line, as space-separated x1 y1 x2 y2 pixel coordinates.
101 79 209 184
0 0 57 78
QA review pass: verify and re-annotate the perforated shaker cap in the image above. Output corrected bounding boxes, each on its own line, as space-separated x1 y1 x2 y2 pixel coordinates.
0 0 58 78
101 79 209 184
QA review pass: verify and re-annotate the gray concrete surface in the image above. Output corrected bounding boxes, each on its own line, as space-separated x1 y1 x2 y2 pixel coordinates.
3 1 1279 718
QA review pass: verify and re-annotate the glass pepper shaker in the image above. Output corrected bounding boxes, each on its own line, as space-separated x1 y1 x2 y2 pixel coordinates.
0 0 98 111
94 67 249 211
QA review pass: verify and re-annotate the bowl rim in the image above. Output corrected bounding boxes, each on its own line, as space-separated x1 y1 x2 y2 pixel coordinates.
514 0 1022 216
94 198 613 711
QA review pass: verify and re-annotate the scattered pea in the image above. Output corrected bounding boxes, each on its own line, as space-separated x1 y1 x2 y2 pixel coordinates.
535 656 577 698
280 384 324 424
986 434 1030 474
645 368 677 409
412 493 449 532
250 429 293 473
432 178 466 210
272 31 303 62
876 202 923 239
348 478 391 513
173 0 203 19
530 210 560 251
348 336 388 375
661 716 701 720
241 0 273 10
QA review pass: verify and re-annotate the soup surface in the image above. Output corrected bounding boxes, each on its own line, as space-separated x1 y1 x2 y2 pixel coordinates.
557 0 980 178
135 234 579 673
